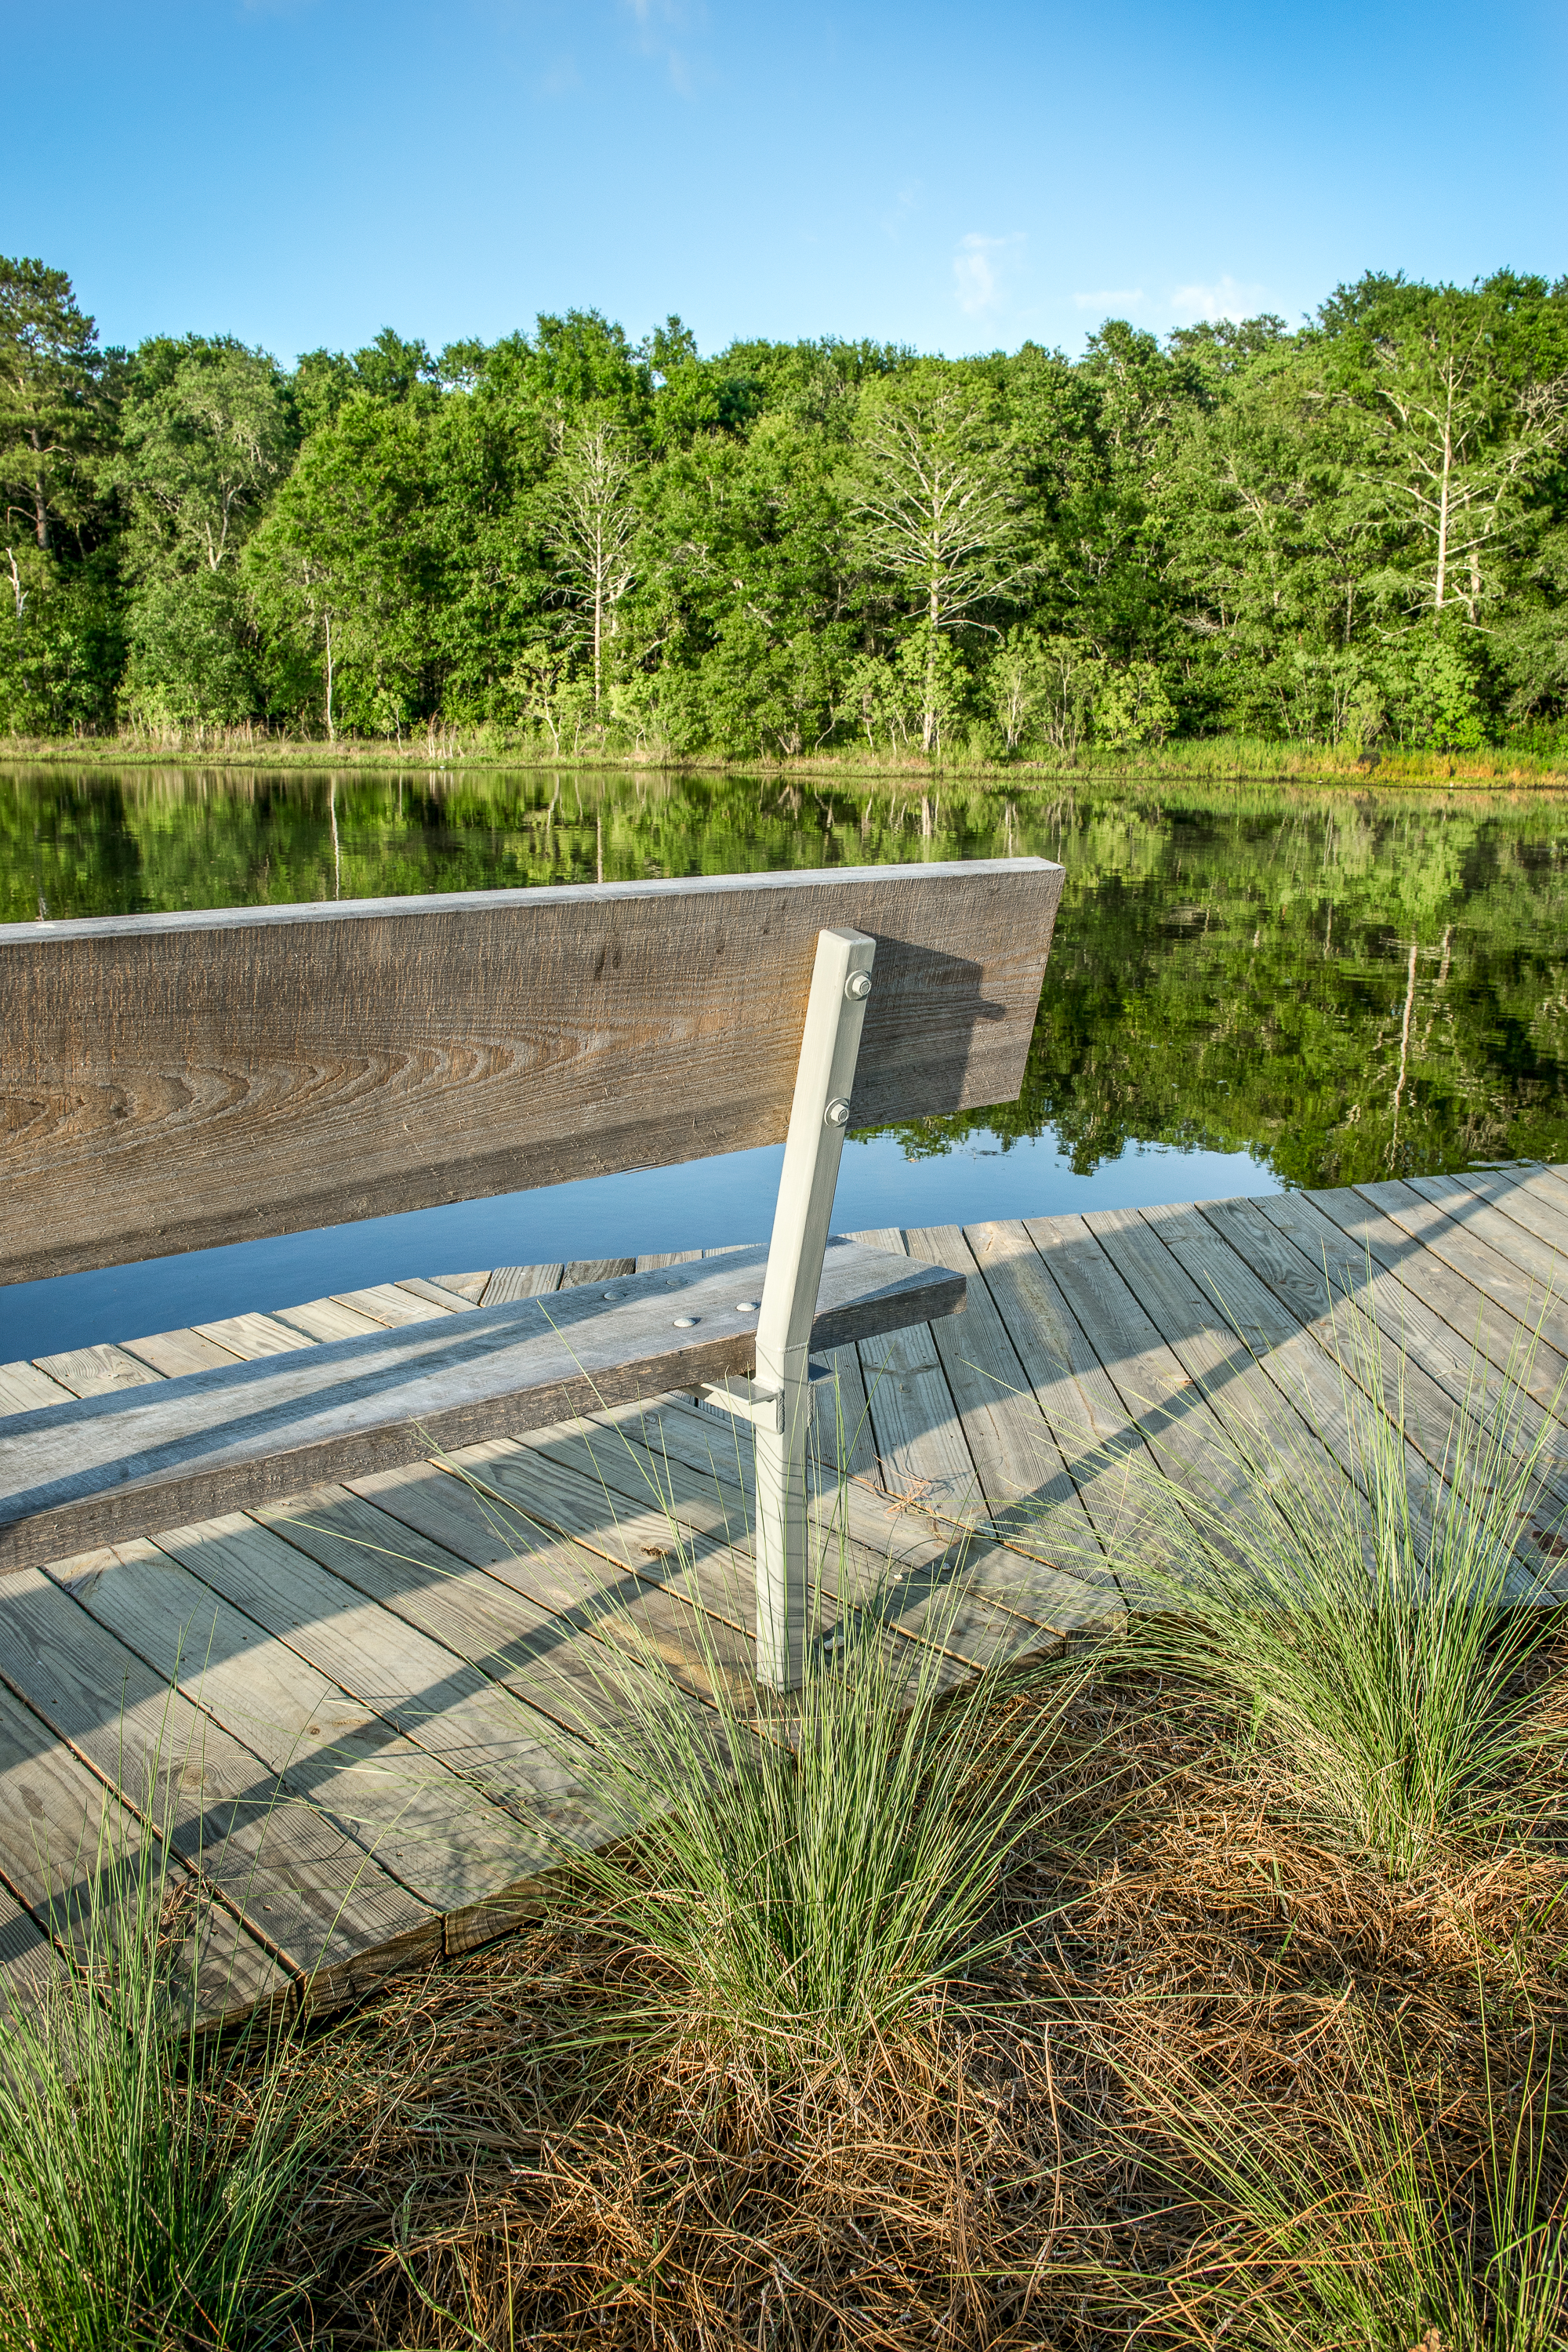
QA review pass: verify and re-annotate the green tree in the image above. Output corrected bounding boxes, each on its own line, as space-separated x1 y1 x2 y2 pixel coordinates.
246 397 435 736
1337 278 1568 624
0 256 103 556
114 337 295 724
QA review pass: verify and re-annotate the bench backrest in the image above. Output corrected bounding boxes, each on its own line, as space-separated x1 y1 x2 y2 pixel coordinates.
1 858 1064 1287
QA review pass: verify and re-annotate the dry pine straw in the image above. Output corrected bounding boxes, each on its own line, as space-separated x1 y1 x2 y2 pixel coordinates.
274 1664 1568 2352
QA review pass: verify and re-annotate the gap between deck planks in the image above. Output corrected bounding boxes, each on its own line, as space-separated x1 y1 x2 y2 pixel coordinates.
2 1168 1566 2034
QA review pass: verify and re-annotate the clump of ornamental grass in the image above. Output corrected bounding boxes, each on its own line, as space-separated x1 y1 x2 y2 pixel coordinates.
278 1664 1568 2350
1103 2008 1568 2352
0 1802 327 2352
441 1424 1087 2084
1011 1297 1568 1878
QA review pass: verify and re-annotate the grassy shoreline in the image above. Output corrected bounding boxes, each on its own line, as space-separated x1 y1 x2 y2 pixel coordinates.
8 728 1568 789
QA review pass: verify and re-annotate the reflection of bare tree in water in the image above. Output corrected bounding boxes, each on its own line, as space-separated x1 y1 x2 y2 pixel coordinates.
1390 935 1419 1163
1388 924 1455 1167
328 775 340 899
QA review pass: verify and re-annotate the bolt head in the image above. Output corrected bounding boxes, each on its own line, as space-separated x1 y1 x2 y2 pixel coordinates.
825 1098 851 1127
844 970 873 1001
734 1300 760 1312
673 1316 699 1327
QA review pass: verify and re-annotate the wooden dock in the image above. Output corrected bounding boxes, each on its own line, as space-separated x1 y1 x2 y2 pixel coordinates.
2 1162 1566 2031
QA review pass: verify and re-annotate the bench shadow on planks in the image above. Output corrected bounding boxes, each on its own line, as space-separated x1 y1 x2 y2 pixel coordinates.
0 862 1062 2020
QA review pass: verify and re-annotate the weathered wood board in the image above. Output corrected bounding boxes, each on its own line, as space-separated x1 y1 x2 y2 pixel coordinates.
0 1240 964 1573
0 861 1063 1282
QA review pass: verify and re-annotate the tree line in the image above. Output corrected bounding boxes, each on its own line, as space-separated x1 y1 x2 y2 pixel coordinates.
4 256 1566 758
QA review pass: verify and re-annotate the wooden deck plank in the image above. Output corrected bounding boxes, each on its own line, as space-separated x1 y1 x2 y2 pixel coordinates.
194 1311 317 1359
0 1876 62 2022
334 1283 460 1327
560 1394 1116 1667
1355 1178 1568 1364
1301 1186 1568 1433
1501 1162 1568 1218
255 1474 634 1740
1261 1191 1568 1457
0 1557 424 1998
842 1225 985 1524
136 1512 618 1958
41 1539 546 1992
964 1220 1161 1575
436 1434 764 1700
0 1673 287 2025
0 1360 74 1414
481 1265 565 1305
430 1272 491 1303
1085 1204 1351 1486
597 1392 942 1578
1018 1211 1269 1551
893 1224 1099 1552
270 1298 387 1343
321 1448 742 1715
121 1328 245 1378
564 1258 638 1287
32 1343 163 1399
1206 1192 1568 1574
396 1278 478 1313
141 1511 607 1841
1406 1168 1568 1290
1128 1199 1439 1512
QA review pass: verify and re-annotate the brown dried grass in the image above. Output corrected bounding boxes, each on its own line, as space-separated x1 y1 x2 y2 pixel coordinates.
277 1658 1568 2350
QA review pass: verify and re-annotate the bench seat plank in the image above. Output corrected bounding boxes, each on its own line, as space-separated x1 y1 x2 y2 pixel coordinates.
0 1240 965 1575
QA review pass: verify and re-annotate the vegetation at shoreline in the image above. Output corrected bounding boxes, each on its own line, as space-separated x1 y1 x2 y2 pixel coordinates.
4 256 1567 766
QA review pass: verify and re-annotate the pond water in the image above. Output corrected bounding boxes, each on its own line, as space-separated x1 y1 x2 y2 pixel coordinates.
5 764 1566 1359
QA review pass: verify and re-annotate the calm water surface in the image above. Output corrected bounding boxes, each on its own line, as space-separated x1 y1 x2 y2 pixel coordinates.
5 765 1566 1356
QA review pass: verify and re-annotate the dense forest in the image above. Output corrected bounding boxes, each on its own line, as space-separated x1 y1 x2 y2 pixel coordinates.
3 258 1566 758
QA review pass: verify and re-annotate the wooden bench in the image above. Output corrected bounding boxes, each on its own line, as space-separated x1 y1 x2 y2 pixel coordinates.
1 859 1063 1685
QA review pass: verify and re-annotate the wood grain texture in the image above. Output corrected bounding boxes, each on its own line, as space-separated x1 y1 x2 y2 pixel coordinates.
0 1360 72 1414
120 1327 245 1378
32 1343 163 1398
1405 1168 1568 1290
0 1557 427 1991
142 1510 615 1878
0 1669 288 2027
2 859 1063 1283
1305 1185 1568 1427
0 1241 964 1574
1210 1192 1568 1530
45 1535 447 1991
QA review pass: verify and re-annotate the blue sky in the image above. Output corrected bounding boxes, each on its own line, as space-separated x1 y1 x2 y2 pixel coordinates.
13 0 1566 366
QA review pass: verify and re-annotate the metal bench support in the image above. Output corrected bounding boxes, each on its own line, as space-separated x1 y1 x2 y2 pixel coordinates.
699 926 876 1686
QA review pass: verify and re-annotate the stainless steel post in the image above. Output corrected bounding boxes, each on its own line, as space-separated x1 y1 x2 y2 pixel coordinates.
752 926 875 1687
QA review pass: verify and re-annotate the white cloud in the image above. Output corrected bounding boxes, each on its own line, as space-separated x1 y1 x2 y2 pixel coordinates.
1072 288 1145 312
1168 274 1269 322
954 231 1025 318
619 0 702 95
